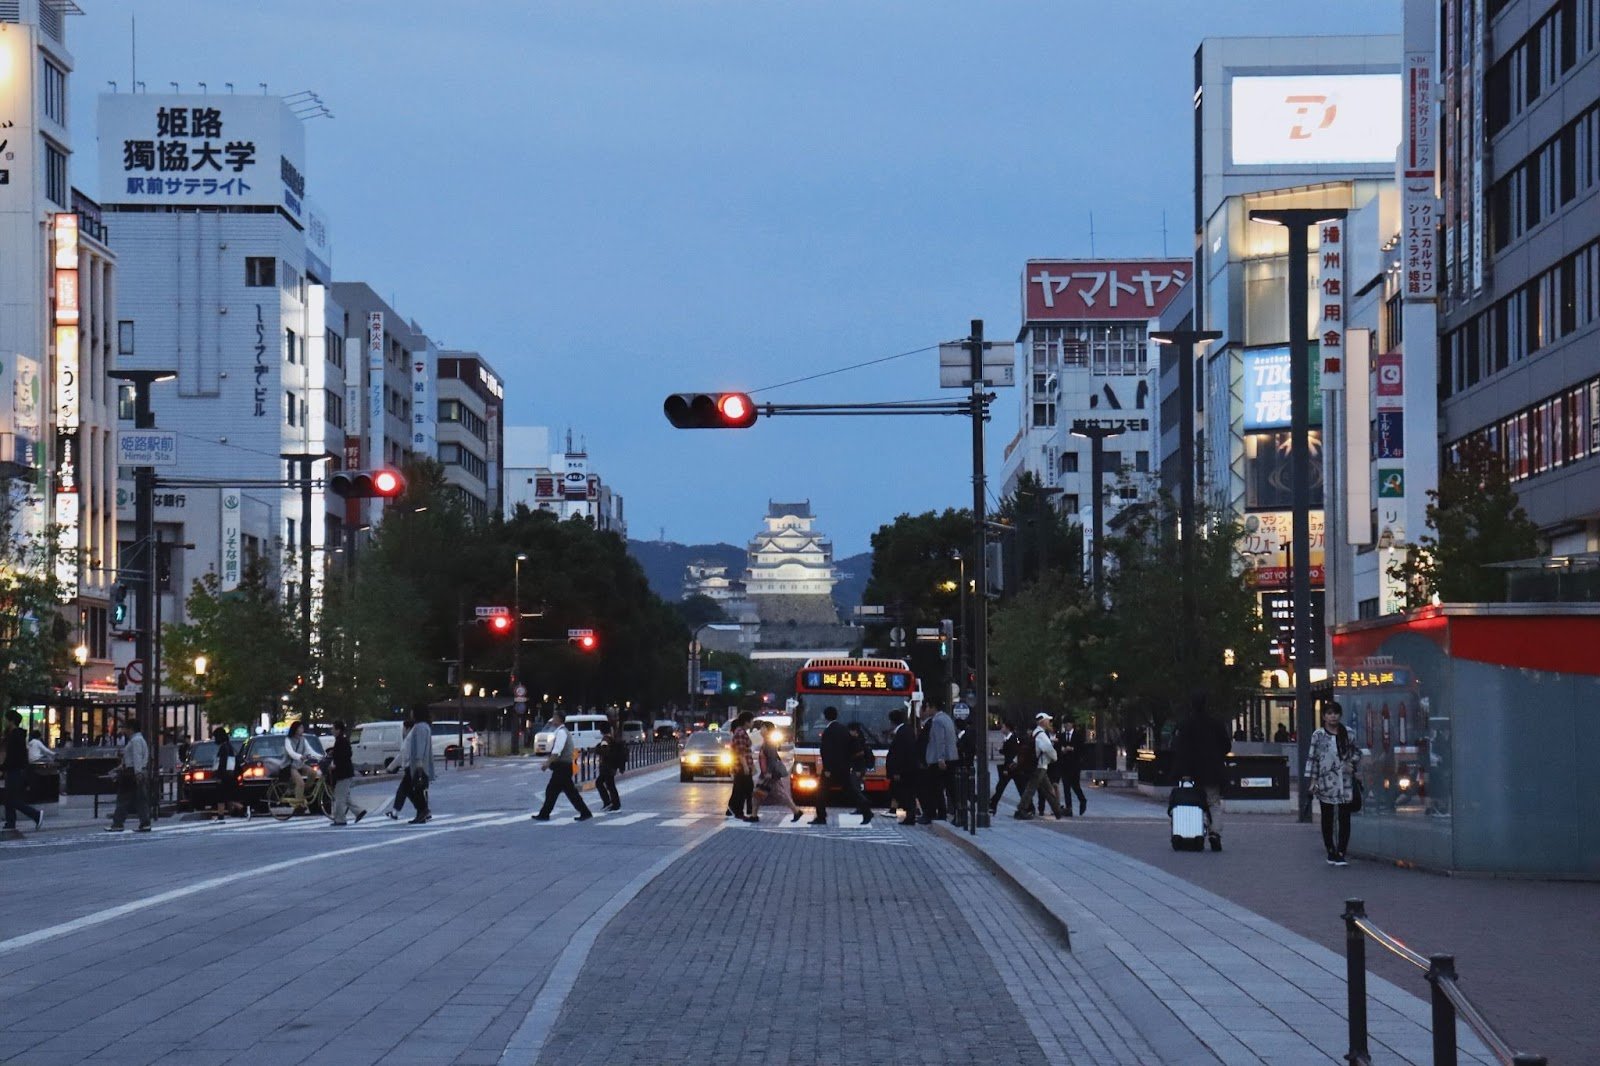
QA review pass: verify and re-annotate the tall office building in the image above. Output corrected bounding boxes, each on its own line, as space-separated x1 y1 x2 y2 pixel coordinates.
1435 0 1600 555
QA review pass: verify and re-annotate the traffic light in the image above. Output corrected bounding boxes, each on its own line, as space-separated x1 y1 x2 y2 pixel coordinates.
568 630 598 652
662 392 759 429
329 467 407 498
728 679 741 692
479 614 512 636
111 583 129 627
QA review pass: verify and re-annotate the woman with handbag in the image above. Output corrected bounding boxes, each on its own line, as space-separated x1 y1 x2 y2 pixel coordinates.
1307 700 1362 866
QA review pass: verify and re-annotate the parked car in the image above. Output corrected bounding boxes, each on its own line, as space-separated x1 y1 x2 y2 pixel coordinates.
619 720 647 744
428 721 479 760
679 731 735 782
532 714 608 755
350 721 405 773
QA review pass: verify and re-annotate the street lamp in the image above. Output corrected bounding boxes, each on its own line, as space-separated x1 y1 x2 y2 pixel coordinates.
1249 206 1347 824
74 642 88 698
513 552 529 750
1069 421 1126 604
193 654 208 678
1152 328 1222 662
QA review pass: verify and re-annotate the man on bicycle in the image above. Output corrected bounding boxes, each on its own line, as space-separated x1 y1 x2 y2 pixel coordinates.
284 721 320 808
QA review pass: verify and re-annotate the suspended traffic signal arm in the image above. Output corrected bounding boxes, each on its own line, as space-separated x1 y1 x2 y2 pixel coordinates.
662 394 973 428
328 468 407 498
567 628 598 652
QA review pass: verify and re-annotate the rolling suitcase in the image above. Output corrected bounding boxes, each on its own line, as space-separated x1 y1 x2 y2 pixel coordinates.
1168 777 1208 851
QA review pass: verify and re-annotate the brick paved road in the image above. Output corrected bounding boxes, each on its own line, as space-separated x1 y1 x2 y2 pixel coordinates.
1048 791 1596 1061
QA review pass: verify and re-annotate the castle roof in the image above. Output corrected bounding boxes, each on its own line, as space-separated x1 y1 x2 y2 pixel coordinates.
767 500 813 519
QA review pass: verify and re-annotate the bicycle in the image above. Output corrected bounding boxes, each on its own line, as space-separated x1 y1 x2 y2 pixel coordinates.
265 765 332 821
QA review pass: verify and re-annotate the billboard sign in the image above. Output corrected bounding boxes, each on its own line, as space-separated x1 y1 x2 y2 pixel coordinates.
1242 346 1323 430
1241 510 1326 589
1023 260 1189 322
98 93 307 217
220 488 242 591
1376 411 1405 458
1317 220 1345 388
1230 74 1402 166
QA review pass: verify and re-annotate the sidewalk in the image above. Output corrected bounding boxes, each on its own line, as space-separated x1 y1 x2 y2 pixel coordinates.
936 816 1496 1065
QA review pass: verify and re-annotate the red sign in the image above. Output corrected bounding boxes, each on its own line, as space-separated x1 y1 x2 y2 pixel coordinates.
1375 351 1404 400
1022 259 1190 322
1247 565 1325 590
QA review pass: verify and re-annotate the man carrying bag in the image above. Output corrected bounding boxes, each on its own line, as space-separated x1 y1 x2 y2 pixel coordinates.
531 709 593 822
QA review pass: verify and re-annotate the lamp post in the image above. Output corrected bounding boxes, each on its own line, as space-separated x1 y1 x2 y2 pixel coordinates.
513 553 529 750
1070 422 1126 605
74 642 88 699
1152 329 1222 661
1249 207 1346 823
949 550 968 703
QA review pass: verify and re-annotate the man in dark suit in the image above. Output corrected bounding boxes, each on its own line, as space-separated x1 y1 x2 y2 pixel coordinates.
988 723 1022 815
1059 719 1087 816
812 706 873 826
885 707 921 825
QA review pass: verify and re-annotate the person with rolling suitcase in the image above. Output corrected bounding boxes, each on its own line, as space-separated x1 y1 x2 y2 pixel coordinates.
1167 777 1209 851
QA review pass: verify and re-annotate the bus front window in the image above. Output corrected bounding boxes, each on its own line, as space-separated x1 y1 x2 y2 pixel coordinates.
794 695 908 747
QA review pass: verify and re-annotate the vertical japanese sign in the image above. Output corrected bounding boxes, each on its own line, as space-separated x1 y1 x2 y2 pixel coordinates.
410 349 435 461
220 488 242 591
1402 51 1438 300
1470 0 1485 293
1317 220 1344 389
252 304 268 417
366 313 385 516
52 214 80 599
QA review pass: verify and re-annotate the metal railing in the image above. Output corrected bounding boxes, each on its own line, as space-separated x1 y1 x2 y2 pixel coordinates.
575 740 680 784
1341 898 1546 1066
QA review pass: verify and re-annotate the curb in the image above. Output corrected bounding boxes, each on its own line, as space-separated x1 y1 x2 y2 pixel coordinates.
930 821 1072 951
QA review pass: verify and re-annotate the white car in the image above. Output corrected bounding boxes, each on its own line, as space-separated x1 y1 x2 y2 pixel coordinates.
428 721 479 759
532 714 608 755
350 721 405 773
619 720 647 744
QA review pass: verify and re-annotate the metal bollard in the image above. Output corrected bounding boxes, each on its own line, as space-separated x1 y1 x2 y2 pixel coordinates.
1342 898 1370 1065
1428 954 1458 1066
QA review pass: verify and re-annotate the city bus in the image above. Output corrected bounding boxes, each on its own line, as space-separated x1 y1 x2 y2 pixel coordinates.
787 657 921 807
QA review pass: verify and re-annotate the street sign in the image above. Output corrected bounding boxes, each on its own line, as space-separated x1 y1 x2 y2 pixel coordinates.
513 684 527 702
889 626 906 645
854 605 886 616
125 658 145 685
116 430 179 466
939 341 1016 389
475 605 511 618
699 669 723 695
914 627 941 642
567 628 594 638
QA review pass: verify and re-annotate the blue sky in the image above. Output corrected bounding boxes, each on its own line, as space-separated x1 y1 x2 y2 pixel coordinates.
69 1 1400 554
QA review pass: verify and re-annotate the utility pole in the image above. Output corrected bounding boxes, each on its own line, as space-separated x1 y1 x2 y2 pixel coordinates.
1071 422 1125 604
281 452 331 691
965 319 992 830
1250 208 1345 823
109 369 175 787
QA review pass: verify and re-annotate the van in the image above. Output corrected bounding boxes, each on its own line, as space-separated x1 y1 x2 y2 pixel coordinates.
619 720 647 744
532 714 609 754
349 721 404 774
428 721 479 759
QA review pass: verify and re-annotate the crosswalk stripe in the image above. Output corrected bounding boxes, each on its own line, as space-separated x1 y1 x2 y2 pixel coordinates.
657 815 704 827
596 812 655 826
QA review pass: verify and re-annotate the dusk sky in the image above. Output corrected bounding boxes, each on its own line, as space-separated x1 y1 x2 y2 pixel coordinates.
70 1 1399 555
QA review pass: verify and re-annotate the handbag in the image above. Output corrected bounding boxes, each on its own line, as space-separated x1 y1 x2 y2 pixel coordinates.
1348 778 1364 813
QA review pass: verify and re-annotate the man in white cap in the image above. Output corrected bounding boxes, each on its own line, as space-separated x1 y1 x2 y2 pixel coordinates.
1014 712 1066 819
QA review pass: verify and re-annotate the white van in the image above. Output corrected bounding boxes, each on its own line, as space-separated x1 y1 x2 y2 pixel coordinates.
428 721 479 759
350 721 405 773
532 714 609 754
620 720 647 744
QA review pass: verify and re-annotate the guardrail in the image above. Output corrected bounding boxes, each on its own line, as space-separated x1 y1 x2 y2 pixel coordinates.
1341 898 1545 1066
575 740 679 784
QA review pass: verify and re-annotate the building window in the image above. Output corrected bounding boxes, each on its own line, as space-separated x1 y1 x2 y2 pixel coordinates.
45 142 67 207
326 329 343 370
1135 450 1150 473
117 385 135 422
1031 402 1056 428
117 321 135 356
1101 450 1122 472
1063 494 1079 514
41 60 66 125
324 390 344 430
286 390 297 427
245 257 276 287
1061 451 1079 474
1358 598 1380 620
285 328 298 365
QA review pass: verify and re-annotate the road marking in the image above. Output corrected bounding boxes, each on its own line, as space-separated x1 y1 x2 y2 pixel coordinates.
595 812 655 826
657 815 706 827
499 823 726 1066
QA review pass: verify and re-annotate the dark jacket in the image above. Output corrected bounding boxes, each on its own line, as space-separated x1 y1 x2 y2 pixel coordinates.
886 721 920 779
1173 712 1230 789
819 720 854 776
998 731 1020 770
601 736 628 773
847 731 873 773
329 734 356 782
3 726 27 773
1058 727 1082 775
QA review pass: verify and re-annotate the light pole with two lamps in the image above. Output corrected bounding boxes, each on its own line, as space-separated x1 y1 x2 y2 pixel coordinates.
1069 421 1125 605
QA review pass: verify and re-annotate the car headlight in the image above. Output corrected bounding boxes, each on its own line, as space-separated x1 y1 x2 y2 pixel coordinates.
718 752 734 768
1399 777 1412 790
686 754 701 766
770 730 784 744
794 776 818 792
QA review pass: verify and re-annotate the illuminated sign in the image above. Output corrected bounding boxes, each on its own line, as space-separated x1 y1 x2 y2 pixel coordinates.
1316 220 1344 388
1230 74 1402 166
1024 259 1190 322
1242 346 1322 431
1332 667 1412 689
799 670 911 694
52 214 80 600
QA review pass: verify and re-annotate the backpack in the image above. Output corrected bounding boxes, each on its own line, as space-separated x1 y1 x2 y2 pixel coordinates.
1015 728 1039 773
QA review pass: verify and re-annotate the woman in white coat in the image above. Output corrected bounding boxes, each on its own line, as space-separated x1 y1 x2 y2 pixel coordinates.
1307 701 1361 866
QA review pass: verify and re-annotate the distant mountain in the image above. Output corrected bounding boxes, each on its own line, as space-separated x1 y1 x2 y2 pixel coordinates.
627 539 746 603
627 539 874 617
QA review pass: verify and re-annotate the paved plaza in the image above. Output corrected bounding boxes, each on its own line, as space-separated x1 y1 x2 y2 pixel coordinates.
0 760 1587 1064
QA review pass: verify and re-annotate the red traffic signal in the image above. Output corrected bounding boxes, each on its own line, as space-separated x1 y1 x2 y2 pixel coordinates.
663 392 759 429
567 628 598 652
487 614 512 635
329 467 408 499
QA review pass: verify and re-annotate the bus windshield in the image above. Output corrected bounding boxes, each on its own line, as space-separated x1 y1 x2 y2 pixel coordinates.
793 694 909 748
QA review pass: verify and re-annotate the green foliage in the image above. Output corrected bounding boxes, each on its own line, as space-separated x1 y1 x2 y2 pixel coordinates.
0 503 75 711
163 562 302 729
1389 440 1541 606
674 593 727 631
996 470 1083 589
